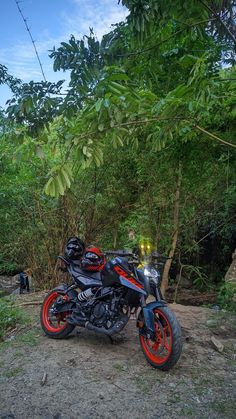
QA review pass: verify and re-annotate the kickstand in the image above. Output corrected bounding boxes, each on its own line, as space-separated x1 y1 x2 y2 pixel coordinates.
107 335 114 344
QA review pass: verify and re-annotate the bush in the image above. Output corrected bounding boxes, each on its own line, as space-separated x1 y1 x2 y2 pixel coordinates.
217 282 236 312
0 261 19 275
0 296 26 340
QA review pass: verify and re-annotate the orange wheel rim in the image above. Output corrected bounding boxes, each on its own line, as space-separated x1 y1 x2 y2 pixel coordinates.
140 309 172 365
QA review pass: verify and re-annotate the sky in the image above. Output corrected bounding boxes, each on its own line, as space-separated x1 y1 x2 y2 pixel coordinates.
0 0 128 106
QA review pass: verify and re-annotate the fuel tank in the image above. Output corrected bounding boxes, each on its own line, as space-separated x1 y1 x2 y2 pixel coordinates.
102 257 146 294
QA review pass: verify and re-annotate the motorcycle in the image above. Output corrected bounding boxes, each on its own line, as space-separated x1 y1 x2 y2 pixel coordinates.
40 249 182 371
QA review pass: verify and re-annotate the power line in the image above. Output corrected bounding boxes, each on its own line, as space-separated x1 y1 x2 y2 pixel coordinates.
14 0 47 82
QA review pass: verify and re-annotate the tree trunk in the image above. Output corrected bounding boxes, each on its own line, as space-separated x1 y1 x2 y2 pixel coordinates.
113 226 118 249
161 163 182 296
84 168 97 243
225 249 236 283
155 208 162 249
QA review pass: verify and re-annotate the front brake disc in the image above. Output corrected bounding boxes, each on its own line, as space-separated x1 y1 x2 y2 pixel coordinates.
148 317 165 355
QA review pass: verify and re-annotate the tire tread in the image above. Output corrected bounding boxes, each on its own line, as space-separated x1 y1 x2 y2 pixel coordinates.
40 290 75 339
139 306 182 371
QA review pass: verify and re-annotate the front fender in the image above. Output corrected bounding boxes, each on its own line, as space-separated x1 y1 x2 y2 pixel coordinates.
141 300 167 334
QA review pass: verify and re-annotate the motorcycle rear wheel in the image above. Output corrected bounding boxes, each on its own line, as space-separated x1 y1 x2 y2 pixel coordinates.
40 290 75 339
139 306 182 371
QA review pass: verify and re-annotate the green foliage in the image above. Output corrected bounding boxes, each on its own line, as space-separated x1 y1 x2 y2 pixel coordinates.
217 282 236 312
0 297 27 341
0 1 236 291
6 80 64 136
0 260 18 275
0 64 21 94
182 265 210 290
44 164 73 197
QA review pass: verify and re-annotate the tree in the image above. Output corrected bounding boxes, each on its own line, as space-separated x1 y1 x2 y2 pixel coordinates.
0 1 235 293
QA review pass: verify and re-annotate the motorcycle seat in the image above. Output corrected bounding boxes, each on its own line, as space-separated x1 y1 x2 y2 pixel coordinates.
70 263 102 281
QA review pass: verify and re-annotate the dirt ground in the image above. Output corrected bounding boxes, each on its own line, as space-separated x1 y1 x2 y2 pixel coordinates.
0 292 235 419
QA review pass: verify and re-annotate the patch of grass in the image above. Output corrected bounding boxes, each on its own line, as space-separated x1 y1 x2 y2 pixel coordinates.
0 327 40 352
13 350 24 358
225 357 236 368
193 374 226 399
0 296 28 341
169 393 181 404
134 376 150 394
210 399 235 417
179 407 195 417
17 329 40 347
0 340 10 353
194 383 209 396
2 366 23 378
113 363 124 372
223 342 235 354
190 368 200 380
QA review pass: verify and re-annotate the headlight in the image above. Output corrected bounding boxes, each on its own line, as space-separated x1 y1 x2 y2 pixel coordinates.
144 267 159 278
144 266 161 288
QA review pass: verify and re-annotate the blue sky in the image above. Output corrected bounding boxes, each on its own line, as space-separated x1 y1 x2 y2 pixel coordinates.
0 0 128 106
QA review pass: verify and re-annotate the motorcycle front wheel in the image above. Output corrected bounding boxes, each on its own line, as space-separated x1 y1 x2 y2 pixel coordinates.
40 290 75 339
139 306 182 371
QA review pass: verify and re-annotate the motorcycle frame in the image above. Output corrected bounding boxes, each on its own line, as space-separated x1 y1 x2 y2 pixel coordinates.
54 258 167 337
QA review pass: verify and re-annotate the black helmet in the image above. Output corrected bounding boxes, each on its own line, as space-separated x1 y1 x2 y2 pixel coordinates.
64 237 85 261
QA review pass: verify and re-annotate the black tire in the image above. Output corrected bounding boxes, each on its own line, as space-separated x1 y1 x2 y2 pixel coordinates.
40 290 75 339
139 306 182 371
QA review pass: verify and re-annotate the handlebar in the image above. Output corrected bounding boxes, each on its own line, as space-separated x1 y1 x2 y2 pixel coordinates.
104 250 138 259
151 253 172 260
104 250 170 261
58 255 70 265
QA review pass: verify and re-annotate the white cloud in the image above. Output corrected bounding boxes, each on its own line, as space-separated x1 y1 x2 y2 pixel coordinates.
61 0 128 41
0 0 128 105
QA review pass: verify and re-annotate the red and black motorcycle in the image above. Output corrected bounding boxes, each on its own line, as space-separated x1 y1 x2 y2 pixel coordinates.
40 238 182 371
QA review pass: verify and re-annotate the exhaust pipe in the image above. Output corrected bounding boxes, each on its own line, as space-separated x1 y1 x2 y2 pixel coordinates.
67 314 87 326
85 315 129 336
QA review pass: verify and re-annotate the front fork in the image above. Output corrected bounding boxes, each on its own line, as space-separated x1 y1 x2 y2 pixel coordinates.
155 286 163 301
137 287 166 339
